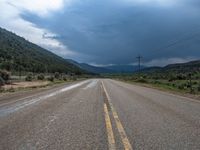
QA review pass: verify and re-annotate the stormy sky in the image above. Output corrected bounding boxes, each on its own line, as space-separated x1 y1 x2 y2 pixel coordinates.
1 0 200 66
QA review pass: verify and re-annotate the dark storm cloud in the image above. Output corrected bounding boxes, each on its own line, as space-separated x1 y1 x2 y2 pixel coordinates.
21 0 200 65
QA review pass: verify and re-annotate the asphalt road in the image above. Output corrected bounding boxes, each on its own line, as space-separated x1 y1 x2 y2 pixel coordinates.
0 79 200 150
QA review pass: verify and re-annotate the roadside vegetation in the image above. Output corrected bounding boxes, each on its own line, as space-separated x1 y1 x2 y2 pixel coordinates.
106 71 200 96
0 70 92 93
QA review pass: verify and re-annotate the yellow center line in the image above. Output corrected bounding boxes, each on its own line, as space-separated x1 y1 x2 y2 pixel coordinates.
104 103 116 150
102 81 133 150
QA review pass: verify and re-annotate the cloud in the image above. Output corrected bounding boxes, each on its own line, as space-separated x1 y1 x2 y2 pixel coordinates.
7 0 66 17
1 0 200 65
123 0 176 6
89 63 115 67
0 0 76 58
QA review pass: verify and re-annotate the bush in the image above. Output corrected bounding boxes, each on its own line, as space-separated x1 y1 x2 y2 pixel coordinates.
63 76 68 81
0 76 5 86
153 80 161 84
0 87 5 92
178 84 185 90
0 70 10 82
193 81 198 85
135 78 148 83
168 74 177 82
54 72 60 79
190 88 195 94
47 76 54 82
176 74 187 80
72 76 77 81
25 73 33 81
197 84 200 92
37 74 45 80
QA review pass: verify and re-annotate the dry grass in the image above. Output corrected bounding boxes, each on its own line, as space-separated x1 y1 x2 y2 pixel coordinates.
2 81 50 90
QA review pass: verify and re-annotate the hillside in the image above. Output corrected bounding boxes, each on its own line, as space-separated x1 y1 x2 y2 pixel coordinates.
66 59 112 74
140 60 200 74
164 60 200 73
0 27 84 74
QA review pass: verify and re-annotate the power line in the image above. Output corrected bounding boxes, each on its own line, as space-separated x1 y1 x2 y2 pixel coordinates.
154 30 200 53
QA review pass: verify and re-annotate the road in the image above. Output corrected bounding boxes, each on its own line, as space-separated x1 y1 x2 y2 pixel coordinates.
0 79 200 150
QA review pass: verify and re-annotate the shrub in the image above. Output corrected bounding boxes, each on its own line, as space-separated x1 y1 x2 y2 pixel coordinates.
193 81 198 85
47 76 54 82
54 72 60 79
37 74 45 80
63 76 68 81
0 76 5 86
153 80 161 84
135 78 148 83
0 87 5 92
25 73 33 81
72 76 77 81
176 74 187 80
197 84 200 92
0 70 10 82
190 88 195 94
178 84 184 90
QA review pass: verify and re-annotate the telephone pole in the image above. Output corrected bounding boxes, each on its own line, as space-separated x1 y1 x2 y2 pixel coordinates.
136 55 142 74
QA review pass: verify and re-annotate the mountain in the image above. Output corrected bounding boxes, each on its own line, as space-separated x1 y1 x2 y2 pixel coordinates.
0 27 84 74
67 59 112 74
140 60 200 73
105 65 144 73
80 63 114 74
164 60 200 73
67 59 143 74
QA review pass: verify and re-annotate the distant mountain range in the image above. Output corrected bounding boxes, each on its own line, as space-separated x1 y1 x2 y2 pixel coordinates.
67 59 145 74
140 60 200 74
0 27 85 74
68 59 200 74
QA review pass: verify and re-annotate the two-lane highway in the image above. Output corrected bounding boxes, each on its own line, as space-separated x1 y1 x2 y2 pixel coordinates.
0 79 200 150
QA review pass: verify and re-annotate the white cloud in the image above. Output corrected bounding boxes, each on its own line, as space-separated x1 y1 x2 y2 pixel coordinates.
6 0 73 17
0 0 76 58
144 57 198 67
122 0 177 7
89 63 115 67
14 0 63 17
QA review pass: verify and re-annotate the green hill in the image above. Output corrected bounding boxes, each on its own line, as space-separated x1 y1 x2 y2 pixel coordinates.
164 60 200 73
0 27 84 74
140 60 200 74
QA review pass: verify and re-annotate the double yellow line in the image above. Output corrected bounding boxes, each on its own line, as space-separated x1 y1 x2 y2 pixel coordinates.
102 82 133 150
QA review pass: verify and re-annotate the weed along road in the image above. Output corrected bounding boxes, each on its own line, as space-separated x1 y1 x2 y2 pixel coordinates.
0 79 200 150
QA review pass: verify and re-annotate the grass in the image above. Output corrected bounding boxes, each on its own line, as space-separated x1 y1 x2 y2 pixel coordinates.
118 78 200 97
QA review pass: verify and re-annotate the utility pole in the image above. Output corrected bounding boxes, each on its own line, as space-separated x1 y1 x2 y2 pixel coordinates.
136 55 142 74
188 73 193 94
19 56 22 80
